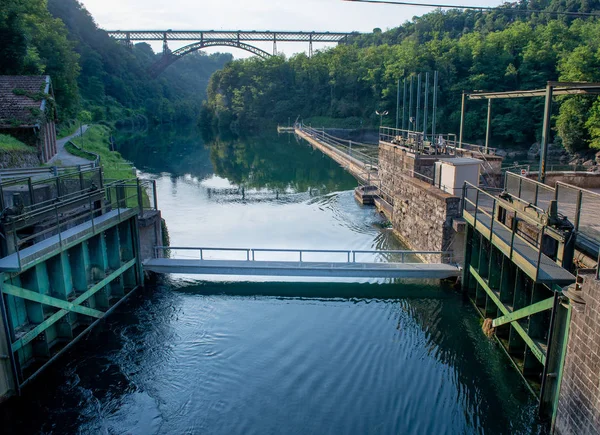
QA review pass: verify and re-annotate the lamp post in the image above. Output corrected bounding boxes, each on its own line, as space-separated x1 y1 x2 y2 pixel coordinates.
375 110 389 127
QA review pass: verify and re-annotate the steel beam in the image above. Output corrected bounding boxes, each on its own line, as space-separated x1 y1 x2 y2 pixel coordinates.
492 296 554 328
8 259 136 352
2 284 104 318
469 265 546 364
539 84 553 183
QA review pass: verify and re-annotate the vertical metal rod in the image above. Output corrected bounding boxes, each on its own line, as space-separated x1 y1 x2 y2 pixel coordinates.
539 83 554 183
432 71 438 144
535 226 545 282
423 72 429 142
534 184 539 207
89 194 95 234
136 178 143 217
12 221 20 269
485 98 492 154
518 177 523 198
0 290 21 395
79 169 84 191
408 76 414 133
200 249 203 260
395 78 401 130
474 189 480 230
55 206 62 247
489 199 496 246
152 180 158 210
299 251 303 263
416 73 421 133
352 251 356 262
459 91 466 149
574 190 583 232
402 77 407 133
27 178 34 207
510 211 517 260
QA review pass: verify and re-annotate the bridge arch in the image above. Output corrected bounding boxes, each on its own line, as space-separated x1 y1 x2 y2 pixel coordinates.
150 40 271 77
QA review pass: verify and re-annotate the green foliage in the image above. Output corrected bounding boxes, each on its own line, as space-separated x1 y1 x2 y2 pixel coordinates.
0 134 33 152
69 125 133 179
204 2 600 151
47 0 232 124
77 109 92 124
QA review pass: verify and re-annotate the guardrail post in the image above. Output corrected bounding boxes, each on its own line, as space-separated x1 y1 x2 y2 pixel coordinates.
136 178 143 217
574 189 583 232
89 194 95 233
299 250 303 264
352 251 356 262
152 179 158 210
55 206 62 247
200 249 203 260
78 168 84 191
27 178 34 206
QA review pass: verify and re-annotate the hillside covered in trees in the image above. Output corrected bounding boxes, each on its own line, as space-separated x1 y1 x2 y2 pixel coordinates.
203 0 600 152
0 0 232 124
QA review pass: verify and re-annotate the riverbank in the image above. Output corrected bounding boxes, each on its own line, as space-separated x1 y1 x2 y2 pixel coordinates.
67 125 134 180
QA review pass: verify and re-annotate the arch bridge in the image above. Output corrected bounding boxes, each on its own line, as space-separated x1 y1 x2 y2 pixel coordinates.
106 30 357 76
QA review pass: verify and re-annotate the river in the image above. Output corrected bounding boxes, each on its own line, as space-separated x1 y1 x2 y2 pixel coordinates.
0 125 543 434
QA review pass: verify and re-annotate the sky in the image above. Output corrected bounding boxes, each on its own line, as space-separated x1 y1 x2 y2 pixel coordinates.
79 0 504 58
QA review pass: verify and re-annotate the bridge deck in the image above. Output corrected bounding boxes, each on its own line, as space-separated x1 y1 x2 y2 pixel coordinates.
143 258 460 279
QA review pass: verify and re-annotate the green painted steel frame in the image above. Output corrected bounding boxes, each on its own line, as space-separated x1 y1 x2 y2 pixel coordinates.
470 265 546 364
7 259 135 353
492 296 554 328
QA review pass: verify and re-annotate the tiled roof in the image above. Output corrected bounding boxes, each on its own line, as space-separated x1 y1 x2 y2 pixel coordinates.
0 76 51 128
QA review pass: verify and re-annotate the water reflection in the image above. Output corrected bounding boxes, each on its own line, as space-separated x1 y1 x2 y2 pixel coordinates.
116 125 356 195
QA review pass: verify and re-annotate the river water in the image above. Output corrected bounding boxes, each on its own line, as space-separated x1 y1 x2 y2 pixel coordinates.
1 125 543 434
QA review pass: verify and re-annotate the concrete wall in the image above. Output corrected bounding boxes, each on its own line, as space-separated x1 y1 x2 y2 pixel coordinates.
555 271 600 434
527 172 600 189
138 210 163 261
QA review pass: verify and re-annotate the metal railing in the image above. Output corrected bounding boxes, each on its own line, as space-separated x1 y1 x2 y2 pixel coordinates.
0 163 98 181
4 178 158 270
153 246 454 264
462 182 554 282
66 140 101 167
504 172 600 256
0 167 104 212
299 124 378 169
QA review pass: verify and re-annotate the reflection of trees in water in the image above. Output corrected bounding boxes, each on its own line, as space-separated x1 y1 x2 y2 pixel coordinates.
207 133 356 193
114 124 214 179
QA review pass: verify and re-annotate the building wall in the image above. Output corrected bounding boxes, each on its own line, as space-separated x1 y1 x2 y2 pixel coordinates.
554 271 600 434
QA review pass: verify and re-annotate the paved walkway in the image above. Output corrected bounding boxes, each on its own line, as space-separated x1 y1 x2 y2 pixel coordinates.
48 125 90 166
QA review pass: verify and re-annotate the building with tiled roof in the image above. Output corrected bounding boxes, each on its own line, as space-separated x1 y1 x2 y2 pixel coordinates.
0 76 58 163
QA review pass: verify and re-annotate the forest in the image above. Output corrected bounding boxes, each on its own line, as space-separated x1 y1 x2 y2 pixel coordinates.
0 0 232 125
203 0 600 152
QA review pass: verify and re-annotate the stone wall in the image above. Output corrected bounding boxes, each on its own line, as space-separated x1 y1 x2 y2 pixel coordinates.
379 142 438 186
554 271 600 434
391 172 461 256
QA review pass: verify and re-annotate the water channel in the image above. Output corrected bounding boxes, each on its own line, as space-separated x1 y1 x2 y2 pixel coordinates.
1 125 543 433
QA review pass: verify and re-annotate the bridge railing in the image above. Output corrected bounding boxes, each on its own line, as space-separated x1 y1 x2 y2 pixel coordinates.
298 124 378 169
153 246 454 264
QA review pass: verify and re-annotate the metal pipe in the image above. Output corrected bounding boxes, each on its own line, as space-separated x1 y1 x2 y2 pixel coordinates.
485 98 492 154
408 76 414 133
416 73 422 133
396 78 400 129
539 83 554 183
459 91 466 149
402 77 407 133
432 71 438 144
423 72 429 141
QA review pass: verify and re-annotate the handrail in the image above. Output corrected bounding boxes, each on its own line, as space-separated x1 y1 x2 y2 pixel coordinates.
154 245 453 264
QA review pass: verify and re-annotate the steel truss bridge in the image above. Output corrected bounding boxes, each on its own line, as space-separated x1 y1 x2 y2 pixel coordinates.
106 30 357 76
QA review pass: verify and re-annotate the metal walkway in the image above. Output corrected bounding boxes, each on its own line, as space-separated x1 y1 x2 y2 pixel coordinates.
144 247 460 279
